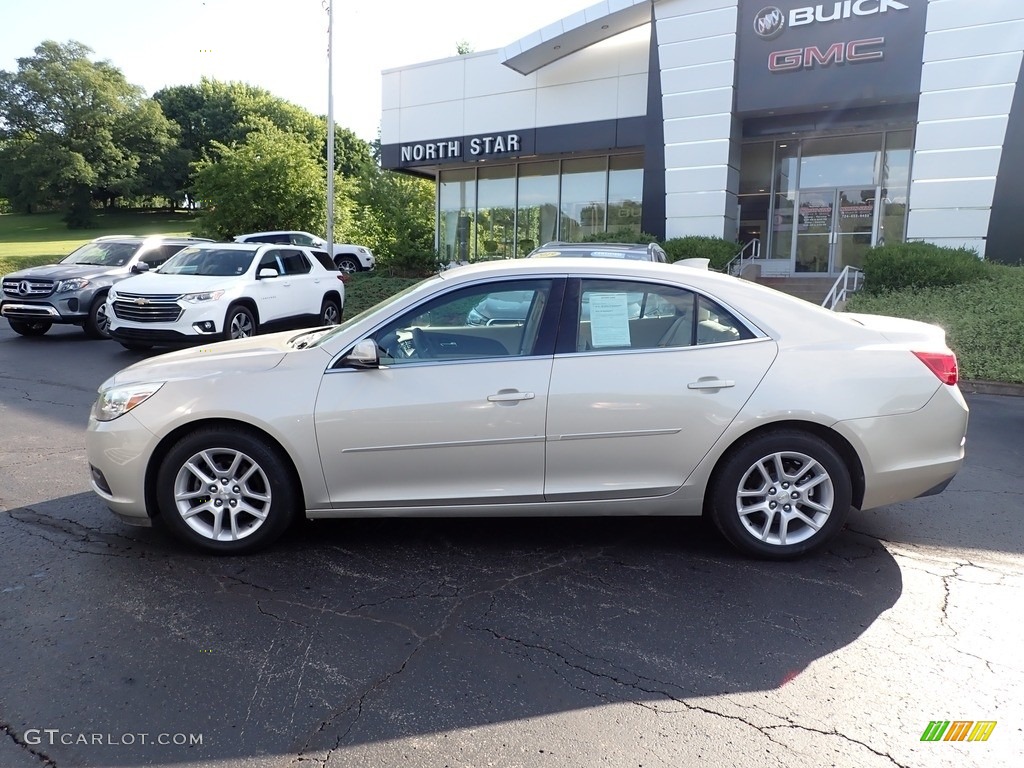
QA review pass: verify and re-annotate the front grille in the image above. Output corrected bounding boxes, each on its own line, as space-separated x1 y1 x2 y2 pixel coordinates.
112 291 183 323
2 277 55 298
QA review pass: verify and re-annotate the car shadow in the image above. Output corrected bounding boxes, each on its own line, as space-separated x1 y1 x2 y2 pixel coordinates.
0 496 901 765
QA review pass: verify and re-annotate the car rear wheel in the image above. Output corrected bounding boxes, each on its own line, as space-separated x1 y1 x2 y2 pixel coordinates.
155 426 299 554
335 255 360 274
84 294 111 339
8 319 51 337
224 305 257 340
320 297 341 325
709 430 851 560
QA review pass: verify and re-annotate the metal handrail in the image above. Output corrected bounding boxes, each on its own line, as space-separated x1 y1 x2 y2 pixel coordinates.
822 266 864 310
725 239 761 276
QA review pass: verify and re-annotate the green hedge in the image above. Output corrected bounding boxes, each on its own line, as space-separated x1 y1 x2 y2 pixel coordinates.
662 236 741 271
863 242 987 294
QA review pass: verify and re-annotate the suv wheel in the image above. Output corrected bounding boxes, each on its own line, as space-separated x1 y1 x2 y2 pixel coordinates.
9 319 52 337
224 304 257 340
84 294 111 339
335 255 360 274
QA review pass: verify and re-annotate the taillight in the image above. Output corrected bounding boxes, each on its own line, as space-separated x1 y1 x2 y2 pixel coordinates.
913 351 958 385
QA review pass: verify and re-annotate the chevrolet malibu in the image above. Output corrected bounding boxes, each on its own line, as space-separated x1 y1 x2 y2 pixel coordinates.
85 258 968 558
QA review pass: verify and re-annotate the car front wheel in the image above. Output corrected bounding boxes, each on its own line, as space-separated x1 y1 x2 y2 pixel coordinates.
709 430 852 560
155 426 299 554
8 319 52 337
335 255 360 274
224 304 257 340
84 294 111 339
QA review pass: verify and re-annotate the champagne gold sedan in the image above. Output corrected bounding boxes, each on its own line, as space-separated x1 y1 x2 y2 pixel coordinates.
86 258 968 558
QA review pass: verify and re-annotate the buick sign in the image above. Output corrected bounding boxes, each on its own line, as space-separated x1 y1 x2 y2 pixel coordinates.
754 7 786 39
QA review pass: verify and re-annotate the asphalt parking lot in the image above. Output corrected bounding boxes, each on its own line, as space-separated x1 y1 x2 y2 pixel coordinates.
1 324 1022 768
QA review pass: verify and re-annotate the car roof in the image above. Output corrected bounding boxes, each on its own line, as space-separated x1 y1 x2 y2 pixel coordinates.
91 235 213 244
528 241 663 259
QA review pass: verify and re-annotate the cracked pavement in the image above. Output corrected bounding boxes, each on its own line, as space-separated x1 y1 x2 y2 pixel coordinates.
1 326 1021 767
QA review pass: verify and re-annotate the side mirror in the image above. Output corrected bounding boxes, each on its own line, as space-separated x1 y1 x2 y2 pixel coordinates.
341 338 380 369
130 262 151 274
257 268 279 280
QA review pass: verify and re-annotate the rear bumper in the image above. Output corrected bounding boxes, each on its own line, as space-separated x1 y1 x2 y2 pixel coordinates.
835 385 969 511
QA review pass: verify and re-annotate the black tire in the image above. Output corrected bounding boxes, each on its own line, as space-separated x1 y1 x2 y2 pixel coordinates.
119 341 153 352
155 426 299 554
8 319 51 337
708 430 852 560
223 304 257 341
335 255 360 274
84 293 111 339
320 297 341 326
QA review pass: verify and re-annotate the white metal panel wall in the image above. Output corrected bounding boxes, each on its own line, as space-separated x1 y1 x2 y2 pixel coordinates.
655 0 739 239
380 35 649 146
908 0 1024 257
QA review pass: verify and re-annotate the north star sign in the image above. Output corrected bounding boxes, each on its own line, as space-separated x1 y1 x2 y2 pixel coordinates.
399 133 525 163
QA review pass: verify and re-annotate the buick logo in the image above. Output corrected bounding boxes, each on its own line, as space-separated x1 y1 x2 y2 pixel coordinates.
18 280 31 296
754 6 786 39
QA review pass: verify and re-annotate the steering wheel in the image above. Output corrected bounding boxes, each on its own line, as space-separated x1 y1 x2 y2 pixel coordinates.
411 327 435 358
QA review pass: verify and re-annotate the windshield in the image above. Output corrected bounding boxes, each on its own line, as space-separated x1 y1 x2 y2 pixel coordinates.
158 247 257 276
306 276 438 348
61 241 139 267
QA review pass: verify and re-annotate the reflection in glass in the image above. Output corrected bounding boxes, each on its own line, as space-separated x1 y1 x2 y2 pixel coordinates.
800 134 882 188
477 166 516 259
607 155 643 236
517 162 559 256
439 169 475 263
560 157 607 242
880 130 913 246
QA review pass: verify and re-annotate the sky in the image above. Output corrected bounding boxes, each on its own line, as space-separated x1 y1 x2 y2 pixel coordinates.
2 0 592 142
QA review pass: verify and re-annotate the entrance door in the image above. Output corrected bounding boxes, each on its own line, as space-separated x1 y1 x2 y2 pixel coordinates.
794 188 876 273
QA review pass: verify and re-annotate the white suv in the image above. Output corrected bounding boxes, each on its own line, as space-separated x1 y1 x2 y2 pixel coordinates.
106 243 345 350
233 230 375 274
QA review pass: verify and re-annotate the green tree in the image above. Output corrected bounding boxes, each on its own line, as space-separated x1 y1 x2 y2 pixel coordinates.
0 40 179 224
337 168 436 274
191 120 327 239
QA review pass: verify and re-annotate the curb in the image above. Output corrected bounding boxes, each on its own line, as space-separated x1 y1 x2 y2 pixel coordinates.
960 380 1024 397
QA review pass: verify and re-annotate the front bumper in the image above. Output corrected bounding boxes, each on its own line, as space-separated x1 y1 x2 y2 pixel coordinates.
109 301 226 345
1 299 87 324
85 412 160 522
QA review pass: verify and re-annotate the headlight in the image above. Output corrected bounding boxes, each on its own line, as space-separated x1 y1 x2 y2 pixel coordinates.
180 290 225 303
55 278 90 293
92 383 164 422
108 289 118 301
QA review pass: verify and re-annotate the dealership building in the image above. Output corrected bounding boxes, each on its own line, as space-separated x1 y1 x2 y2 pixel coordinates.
379 0 1024 275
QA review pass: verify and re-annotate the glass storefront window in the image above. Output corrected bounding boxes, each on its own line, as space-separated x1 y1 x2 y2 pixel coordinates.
438 169 475 263
880 130 913 246
769 142 799 260
800 134 881 188
477 166 516 259
607 155 643 236
517 161 559 256
560 157 607 242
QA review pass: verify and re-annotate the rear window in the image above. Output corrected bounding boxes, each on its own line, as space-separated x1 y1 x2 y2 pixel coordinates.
529 247 650 261
310 250 339 271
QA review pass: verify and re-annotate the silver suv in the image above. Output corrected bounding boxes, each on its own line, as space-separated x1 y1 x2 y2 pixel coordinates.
1 235 211 338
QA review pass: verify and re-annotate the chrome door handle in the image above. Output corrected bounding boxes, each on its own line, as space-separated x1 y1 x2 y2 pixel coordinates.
487 390 535 403
687 379 735 390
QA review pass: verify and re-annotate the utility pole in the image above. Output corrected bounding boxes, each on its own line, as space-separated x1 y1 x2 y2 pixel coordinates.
325 0 335 251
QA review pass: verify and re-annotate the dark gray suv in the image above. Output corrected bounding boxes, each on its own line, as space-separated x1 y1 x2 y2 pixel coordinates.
1 235 211 338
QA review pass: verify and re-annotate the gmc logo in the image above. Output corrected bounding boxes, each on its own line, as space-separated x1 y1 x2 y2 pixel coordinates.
768 37 885 72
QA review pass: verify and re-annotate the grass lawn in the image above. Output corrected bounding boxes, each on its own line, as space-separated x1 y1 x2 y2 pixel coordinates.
0 210 199 273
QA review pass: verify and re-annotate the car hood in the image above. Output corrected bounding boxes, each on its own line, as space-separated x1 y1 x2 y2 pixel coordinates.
842 312 949 348
100 336 292 390
4 263 125 281
114 272 238 295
